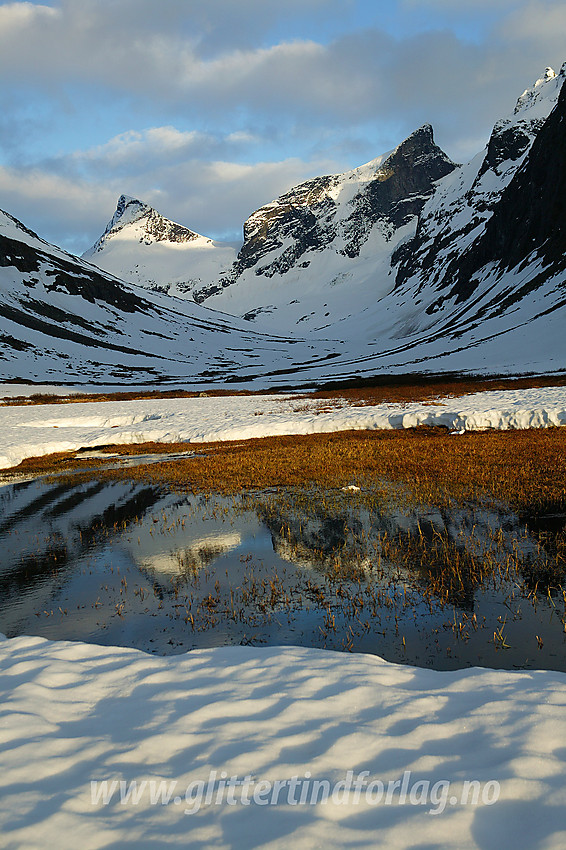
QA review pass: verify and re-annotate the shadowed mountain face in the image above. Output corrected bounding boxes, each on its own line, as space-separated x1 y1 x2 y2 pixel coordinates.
463 76 566 279
392 67 566 297
0 212 143 314
388 70 566 325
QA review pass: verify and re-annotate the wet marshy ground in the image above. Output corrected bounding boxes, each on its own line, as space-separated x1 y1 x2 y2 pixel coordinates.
1 474 565 671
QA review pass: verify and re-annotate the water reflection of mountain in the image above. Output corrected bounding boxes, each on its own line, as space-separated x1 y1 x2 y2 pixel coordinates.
2 477 565 671
0 477 163 633
0 479 258 638
138 532 242 578
252 491 546 610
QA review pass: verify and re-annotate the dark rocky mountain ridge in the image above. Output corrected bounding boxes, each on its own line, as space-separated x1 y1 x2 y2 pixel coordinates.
193 124 457 302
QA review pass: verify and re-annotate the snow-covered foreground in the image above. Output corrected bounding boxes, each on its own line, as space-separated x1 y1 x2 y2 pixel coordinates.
0 385 565 469
1 635 565 850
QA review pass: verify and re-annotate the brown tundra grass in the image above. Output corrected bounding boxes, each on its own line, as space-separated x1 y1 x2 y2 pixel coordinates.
11 425 566 516
3 373 566 406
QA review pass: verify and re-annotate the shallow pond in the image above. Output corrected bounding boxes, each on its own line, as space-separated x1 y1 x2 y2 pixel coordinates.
1 475 565 671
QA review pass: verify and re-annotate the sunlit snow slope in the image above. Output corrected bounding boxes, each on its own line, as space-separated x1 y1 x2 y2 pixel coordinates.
82 195 238 298
0 208 337 386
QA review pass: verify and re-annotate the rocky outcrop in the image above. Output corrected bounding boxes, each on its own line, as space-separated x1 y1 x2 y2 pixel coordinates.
341 125 457 258
393 66 566 299
193 125 456 302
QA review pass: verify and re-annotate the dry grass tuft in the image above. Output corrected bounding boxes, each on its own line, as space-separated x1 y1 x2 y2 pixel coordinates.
10 426 566 515
2 374 566 408
0 388 257 407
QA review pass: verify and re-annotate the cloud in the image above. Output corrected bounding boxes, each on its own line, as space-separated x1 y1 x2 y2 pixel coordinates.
502 0 566 43
0 164 118 254
0 2 57 30
37 125 270 184
402 0 521 9
77 128 214 171
0 149 342 253
147 156 343 239
0 1 347 96
0 0 564 253
0 3 556 149
0 1 560 134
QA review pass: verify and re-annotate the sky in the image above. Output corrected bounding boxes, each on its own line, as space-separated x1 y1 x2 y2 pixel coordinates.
0 0 564 255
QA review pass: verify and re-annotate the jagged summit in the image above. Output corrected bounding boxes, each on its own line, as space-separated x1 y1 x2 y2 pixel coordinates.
84 195 202 258
107 194 150 229
193 122 457 306
513 66 563 114
82 196 237 298
341 125 454 188
339 124 441 181
391 122 436 151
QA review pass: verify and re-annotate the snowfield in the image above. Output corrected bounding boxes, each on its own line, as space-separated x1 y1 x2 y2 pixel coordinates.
0 385 565 469
1 635 565 850
82 195 238 299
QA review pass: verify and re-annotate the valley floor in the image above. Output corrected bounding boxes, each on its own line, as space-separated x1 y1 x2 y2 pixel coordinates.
1 381 566 849
1 381 566 471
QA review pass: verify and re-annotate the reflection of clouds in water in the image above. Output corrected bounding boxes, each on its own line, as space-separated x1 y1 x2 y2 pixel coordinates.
1 477 565 672
138 532 242 576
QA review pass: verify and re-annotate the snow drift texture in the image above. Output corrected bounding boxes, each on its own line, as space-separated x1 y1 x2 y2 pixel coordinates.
1 635 565 849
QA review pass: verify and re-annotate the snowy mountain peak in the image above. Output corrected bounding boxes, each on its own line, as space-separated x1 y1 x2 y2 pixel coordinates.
85 195 203 256
392 71 566 342
193 123 456 308
110 195 151 228
348 125 437 182
513 66 561 115
405 123 433 141
82 196 237 298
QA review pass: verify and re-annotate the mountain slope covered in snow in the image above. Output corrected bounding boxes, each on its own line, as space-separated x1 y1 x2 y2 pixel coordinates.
392 66 565 304
82 195 237 298
2 66 566 387
0 208 337 386
193 124 456 317
202 66 566 335
82 67 566 360
194 64 566 382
